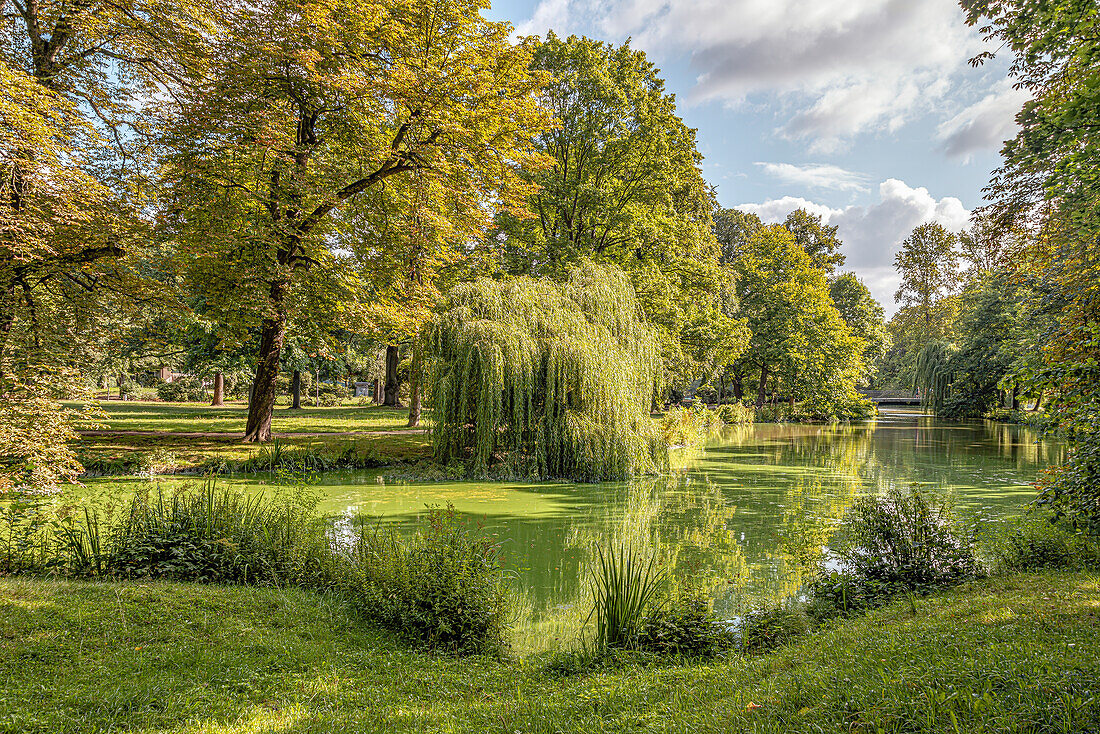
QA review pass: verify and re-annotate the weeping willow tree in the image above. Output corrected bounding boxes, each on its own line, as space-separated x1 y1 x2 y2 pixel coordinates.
913 340 954 414
424 262 666 481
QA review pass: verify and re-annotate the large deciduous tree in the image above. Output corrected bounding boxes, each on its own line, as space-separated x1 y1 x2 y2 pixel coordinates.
962 0 1100 529
894 222 960 334
496 33 731 384
731 225 865 411
163 0 548 442
1 0 211 489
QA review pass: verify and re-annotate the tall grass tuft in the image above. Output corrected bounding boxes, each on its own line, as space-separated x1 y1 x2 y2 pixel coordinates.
589 544 666 650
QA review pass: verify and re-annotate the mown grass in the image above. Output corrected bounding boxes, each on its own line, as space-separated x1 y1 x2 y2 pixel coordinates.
73 401 423 435
2 571 1098 733
68 403 433 474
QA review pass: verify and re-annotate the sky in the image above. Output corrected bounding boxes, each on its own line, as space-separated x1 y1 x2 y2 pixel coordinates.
484 0 1024 314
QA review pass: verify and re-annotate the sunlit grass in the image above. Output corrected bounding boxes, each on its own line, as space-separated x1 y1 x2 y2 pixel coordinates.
70 401 424 435
2 571 1099 732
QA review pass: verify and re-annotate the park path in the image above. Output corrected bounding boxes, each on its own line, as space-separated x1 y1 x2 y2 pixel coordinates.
78 429 428 439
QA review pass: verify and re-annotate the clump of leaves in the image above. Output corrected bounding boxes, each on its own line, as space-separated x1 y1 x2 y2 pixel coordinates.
739 606 811 653
835 486 978 592
631 585 733 659
342 505 510 656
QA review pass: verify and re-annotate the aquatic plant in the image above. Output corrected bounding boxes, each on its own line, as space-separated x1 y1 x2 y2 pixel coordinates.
589 544 666 650
424 261 665 481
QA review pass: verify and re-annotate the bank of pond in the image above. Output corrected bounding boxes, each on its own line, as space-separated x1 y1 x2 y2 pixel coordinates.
3 411 1099 730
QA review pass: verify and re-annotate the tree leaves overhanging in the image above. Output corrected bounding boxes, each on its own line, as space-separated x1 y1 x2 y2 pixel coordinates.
425 261 665 482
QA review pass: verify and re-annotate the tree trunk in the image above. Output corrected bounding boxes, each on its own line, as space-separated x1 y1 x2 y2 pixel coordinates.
1032 393 1043 412
373 378 383 403
315 365 320 407
732 371 744 400
211 371 224 406
407 345 421 427
384 344 400 407
290 370 301 409
1011 384 1019 411
755 365 769 409
244 282 288 442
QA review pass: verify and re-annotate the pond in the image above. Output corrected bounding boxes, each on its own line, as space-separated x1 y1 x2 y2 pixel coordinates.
85 409 1060 651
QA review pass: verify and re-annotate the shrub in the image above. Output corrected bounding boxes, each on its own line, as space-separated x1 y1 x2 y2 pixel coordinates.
1037 429 1100 534
659 404 725 447
835 486 979 592
739 606 810 652
985 515 1100 573
803 571 900 622
342 505 509 656
106 482 326 585
716 402 755 425
156 376 207 402
236 440 382 474
631 586 733 658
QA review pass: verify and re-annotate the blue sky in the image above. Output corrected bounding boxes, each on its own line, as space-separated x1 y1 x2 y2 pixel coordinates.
485 0 1024 312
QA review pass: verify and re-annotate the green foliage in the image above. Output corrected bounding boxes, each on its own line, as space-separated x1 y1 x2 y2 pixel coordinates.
836 487 979 592
893 222 960 337
342 505 509 656
497 33 740 382
0 481 327 584
829 272 888 384
964 2 1100 530
426 262 665 481
155 377 208 403
589 544 666 651
715 402 755 425
106 483 325 585
804 571 899 622
1037 429 1100 535
631 586 734 659
784 209 845 275
0 484 506 655
658 404 724 447
913 340 954 414
985 515 1100 574
739 606 811 653
729 224 866 409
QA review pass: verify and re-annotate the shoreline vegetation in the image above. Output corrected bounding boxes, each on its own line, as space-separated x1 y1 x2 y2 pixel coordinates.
1 569 1097 732
67 397 1044 480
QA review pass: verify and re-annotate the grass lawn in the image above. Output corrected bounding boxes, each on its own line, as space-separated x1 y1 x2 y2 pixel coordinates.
74 401 423 435
1 571 1098 733
68 402 433 473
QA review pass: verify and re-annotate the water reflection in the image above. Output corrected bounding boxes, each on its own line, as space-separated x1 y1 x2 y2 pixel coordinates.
80 410 1060 651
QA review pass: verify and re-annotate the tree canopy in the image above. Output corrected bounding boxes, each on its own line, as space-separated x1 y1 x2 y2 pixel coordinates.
426 261 665 482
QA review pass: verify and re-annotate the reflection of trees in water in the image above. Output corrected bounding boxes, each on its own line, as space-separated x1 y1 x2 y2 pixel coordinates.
354 416 1062 652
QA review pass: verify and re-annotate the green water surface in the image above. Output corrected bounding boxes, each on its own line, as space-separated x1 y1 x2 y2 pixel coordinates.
84 409 1060 650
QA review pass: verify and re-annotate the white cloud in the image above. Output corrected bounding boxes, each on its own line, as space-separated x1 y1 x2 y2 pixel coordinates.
736 178 971 313
756 162 869 193
936 79 1030 160
517 0 986 151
